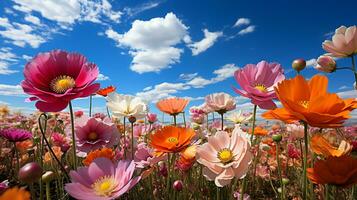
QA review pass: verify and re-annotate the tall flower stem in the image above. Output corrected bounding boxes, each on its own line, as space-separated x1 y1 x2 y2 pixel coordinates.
173 115 177 126
69 101 77 169
13 142 19 173
351 55 357 85
182 112 186 128
240 176 247 200
276 141 284 200
325 184 330 200
166 154 171 194
130 121 134 159
89 94 92 117
250 105 257 145
46 182 51 200
106 106 111 118
302 122 309 200
123 117 126 159
220 112 224 131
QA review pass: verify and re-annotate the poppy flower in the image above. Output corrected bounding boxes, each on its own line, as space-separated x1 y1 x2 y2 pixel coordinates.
149 126 195 153
21 50 100 112
97 86 116 97
0 128 32 142
204 93 236 114
107 92 148 119
307 155 357 187
310 134 352 157
0 187 30 200
82 148 115 166
156 98 189 116
262 75 357 128
322 25 357 57
247 126 268 136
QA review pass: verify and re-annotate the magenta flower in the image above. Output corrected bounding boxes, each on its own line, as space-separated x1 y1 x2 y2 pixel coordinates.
21 50 100 112
65 158 141 200
189 106 206 124
0 128 32 142
70 116 119 154
146 113 157 124
233 61 285 109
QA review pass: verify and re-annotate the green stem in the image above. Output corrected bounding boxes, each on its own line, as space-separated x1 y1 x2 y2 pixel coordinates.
303 122 309 200
220 112 224 131
131 122 134 159
167 154 171 194
69 101 77 169
173 114 177 126
276 142 284 200
89 94 92 117
325 184 329 200
182 112 186 128
106 105 110 119
217 187 220 200
240 177 247 200
13 142 19 174
46 182 51 200
351 55 357 85
249 105 257 145
123 117 126 159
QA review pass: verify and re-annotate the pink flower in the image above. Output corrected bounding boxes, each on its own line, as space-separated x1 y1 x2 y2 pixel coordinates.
286 123 304 140
70 116 119 154
196 128 252 187
146 113 157 124
0 128 32 142
315 55 336 72
134 143 167 168
189 106 206 124
65 158 141 200
51 132 71 152
287 143 300 159
322 25 357 57
21 50 100 112
74 110 84 118
233 61 285 109
205 93 236 114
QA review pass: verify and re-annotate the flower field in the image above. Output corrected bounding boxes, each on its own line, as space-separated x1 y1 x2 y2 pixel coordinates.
0 25 357 200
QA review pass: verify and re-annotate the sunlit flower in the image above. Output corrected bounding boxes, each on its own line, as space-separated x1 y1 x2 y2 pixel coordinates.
286 123 304 139
149 126 195 153
189 106 206 124
233 61 285 109
134 143 167 168
307 155 357 187
322 25 357 57
97 86 116 97
0 128 32 142
21 50 100 112
44 146 63 164
107 92 148 119
196 128 252 187
71 116 119 154
0 105 10 117
16 140 33 153
74 110 84 118
247 126 268 136
51 132 71 152
204 93 236 114
146 113 157 124
287 143 300 159
82 148 115 166
176 145 197 172
262 75 357 128
314 55 336 72
65 158 141 200
310 134 352 157
0 187 30 200
227 110 252 124
156 98 189 116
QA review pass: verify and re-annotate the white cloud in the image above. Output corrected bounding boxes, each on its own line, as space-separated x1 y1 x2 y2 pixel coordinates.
0 47 19 74
238 25 255 35
97 73 109 81
306 58 317 67
337 90 357 99
143 86 152 91
24 14 41 25
0 84 25 96
233 18 250 27
338 85 349 90
188 29 223 56
124 1 162 17
22 54 32 61
136 82 190 102
105 12 189 73
179 73 198 81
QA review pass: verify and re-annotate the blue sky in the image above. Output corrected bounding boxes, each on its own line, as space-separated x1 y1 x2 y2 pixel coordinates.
0 0 356 122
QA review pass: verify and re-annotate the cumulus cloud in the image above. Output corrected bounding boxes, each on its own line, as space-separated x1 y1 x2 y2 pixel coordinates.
238 25 255 35
0 84 25 96
24 14 41 25
136 82 190 102
105 12 189 73
0 47 19 74
188 29 223 56
179 73 198 81
97 73 109 81
233 18 250 27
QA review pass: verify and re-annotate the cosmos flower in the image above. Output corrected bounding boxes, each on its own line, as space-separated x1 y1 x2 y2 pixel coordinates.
189 106 206 124
96 86 116 97
71 116 119 154
314 55 336 73
0 128 32 142
0 187 30 200
307 155 357 187
196 128 252 187
146 113 157 124
149 126 195 153
286 123 304 140
65 158 141 200
322 25 357 57
176 145 197 172
262 75 357 128
51 132 71 152
204 93 236 114
107 92 148 119
227 110 252 124
82 148 115 166
156 98 189 116
21 50 100 112
310 134 352 157
134 143 167 168
233 61 285 109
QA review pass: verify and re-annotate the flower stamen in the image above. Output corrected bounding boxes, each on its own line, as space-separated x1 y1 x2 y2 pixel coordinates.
255 84 267 93
92 175 117 197
50 75 75 94
217 148 233 163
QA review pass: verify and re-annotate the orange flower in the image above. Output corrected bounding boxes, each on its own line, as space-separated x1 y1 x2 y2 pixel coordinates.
0 187 30 200
307 155 357 187
156 98 189 115
149 126 195 153
310 134 352 157
44 146 63 164
82 148 115 166
96 85 116 97
248 126 268 136
262 75 357 128
16 140 33 153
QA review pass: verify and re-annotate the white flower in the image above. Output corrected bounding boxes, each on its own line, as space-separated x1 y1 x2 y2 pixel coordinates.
106 92 148 119
227 110 252 124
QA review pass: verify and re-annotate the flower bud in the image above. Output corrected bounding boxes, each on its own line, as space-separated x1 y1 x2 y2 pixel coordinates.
173 180 183 191
42 171 55 183
18 162 43 183
315 55 336 73
282 178 289 185
292 59 306 72
128 116 136 124
147 113 157 124
272 134 282 142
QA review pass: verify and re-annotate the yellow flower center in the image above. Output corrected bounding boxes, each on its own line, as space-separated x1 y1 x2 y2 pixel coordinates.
88 132 98 141
50 75 75 94
299 100 309 109
92 176 116 197
167 137 178 144
255 84 267 93
217 148 233 163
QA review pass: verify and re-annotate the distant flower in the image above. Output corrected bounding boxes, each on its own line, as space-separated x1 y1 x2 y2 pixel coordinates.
0 187 30 200
286 123 304 140
227 110 252 124
263 75 357 128
0 128 32 142
44 146 63 164
97 86 116 97
176 145 197 172
0 180 9 193
149 126 195 153
310 134 352 157
156 98 189 116
314 55 336 72
287 143 300 159
51 132 70 152
146 113 157 124
307 155 357 187
65 158 141 200
204 93 236 114
16 140 33 153
247 126 268 136
189 106 206 124
0 105 9 117
322 25 357 57
134 143 167 168
233 61 285 109
74 110 84 118
71 116 119 154
82 148 115 166
233 192 251 200
196 128 252 187
21 50 100 112
107 92 147 119
199 103 214 114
